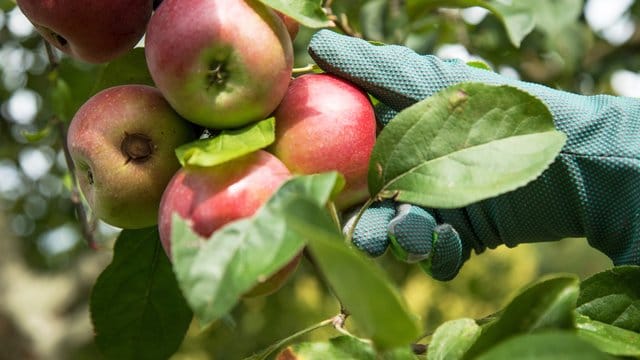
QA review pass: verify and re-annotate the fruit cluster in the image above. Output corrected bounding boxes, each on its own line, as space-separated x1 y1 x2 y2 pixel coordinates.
19 0 377 296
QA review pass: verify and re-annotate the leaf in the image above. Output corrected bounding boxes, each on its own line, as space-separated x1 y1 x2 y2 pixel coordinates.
21 125 51 142
90 228 192 360
285 199 422 350
530 0 583 36
92 48 155 93
576 266 640 332
172 173 343 327
576 314 640 357
276 336 418 359
48 59 101 121
258 0 332 28
406 0 581 47
369 83 566 209
475 331 611 360
405 0 534 47
175 118 275 167
463 275 580 359
427 318 481 360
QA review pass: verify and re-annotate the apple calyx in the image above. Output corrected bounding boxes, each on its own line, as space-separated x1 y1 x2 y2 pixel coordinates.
207 61 229 88
121 132 155 164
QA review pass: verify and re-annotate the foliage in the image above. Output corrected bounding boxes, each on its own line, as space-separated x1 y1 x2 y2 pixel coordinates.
0 0 638 359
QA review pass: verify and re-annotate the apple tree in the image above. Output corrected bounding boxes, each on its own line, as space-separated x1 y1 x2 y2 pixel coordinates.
0 0 639 359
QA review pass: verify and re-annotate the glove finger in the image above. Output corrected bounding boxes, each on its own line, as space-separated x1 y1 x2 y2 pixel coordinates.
374 102 397 127
387 204 437 263
343 200 396 257
308 29 469 111
419 224 464 281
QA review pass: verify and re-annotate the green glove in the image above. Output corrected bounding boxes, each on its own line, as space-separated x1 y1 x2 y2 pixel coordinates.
309 30 640 280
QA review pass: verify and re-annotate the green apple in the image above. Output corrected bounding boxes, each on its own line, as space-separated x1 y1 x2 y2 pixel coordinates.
145 0 293 129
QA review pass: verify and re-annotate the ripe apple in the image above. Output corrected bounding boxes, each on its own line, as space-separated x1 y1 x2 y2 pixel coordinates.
275 11 300 40
67 85 196 229
270 74 377 209
145 0 294 129
158 150 299 297
16 0 153 64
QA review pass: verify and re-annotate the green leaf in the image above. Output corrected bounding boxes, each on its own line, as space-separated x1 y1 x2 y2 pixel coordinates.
92 48 155 93
369 83 566 209
286 200 422 350
576 314 640 357
90 228 192 360
576 266 640 332
276 336 418 359
258 0 332 28
172 173 343 327
464 275 580 359
427 318 480 360
405 0 534 47
530 0 583 36
21 125 51 143
176 118 276 167
475 331 611 360
48 59 101 122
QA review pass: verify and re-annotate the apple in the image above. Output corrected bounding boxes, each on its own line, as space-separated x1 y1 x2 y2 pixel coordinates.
16 0 153 64
67 85 196 229
275 11 300 40
145 0 294 129
270 74 377 209
158 150 299 297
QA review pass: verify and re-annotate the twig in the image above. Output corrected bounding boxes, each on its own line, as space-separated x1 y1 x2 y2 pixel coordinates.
44 41 59 71
323 2 362 38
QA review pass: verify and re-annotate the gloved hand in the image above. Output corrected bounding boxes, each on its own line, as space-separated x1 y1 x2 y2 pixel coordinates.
308 30 640 280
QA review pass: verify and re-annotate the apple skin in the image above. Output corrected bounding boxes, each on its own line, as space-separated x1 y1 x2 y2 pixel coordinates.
67 85 196 229
271 74 377 209
145 0 294 129
158 150 299 297
16 0 153 64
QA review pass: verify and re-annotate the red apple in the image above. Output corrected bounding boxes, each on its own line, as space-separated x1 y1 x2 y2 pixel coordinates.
158 150 299 297
271 74 377 209
17 0 153 64
145 0 293 129
67 85 196 229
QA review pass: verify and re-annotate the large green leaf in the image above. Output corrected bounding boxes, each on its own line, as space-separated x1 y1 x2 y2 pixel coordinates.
427 318 480 360
576 314 640 357
285 199 422 350
90 228 192 360
48 59 100 122
475 331 611 360
276 336 417 359
175 118 275 167
171 173 343 327
369 83 566 209
464 275 579 359
258 0 331 28
576 266 640 332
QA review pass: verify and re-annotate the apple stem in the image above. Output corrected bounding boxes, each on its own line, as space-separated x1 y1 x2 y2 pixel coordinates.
207 62 228 88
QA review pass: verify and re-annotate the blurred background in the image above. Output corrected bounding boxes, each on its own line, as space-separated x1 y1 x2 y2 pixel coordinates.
0 0 635 358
